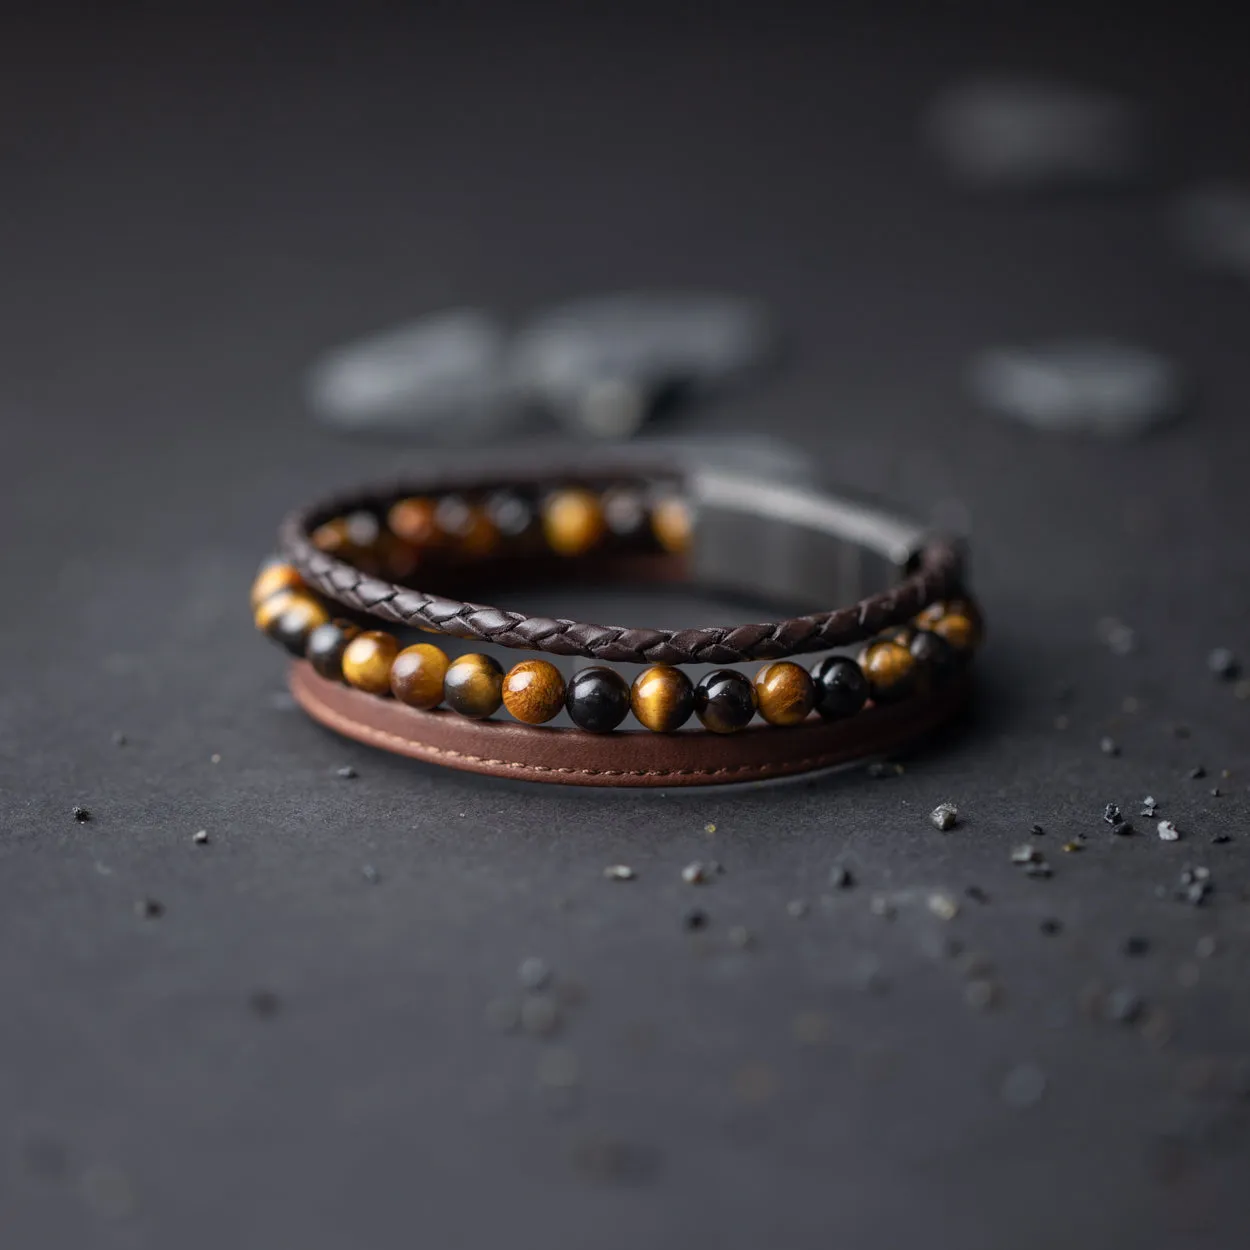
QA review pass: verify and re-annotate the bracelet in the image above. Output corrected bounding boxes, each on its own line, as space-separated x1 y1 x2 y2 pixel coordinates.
253 452 980 786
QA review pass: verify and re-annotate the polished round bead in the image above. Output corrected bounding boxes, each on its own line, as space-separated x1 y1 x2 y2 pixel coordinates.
390 643 450 709
931 612 978 658
651 496 693 554
387 496 440 546
443 653 505 719
502 659 566 725
484 490 535 538
630 665 695 733
860 639 918 704
694 669 757 734
566 666 630 732
542 489 606 556
909 629 959 685
254 587 300 634
341 630 400 696
251 560 303 608
811 656 869 720
270 596 332 656
753 661 816 726
306 619 361 680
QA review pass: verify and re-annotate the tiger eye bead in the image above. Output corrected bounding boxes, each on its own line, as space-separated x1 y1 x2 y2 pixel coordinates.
651 497 693 554
254 588 327 641
387 496 440 547
390 643 450 709
860 639 917 704
909 629 958 686
251 561 304 608
270 595 332 656
931 612 978 658
502 659 566 725
630 665 695 733
443 653 504 719
542 489 606 557
753 661 816 726
341 630 400 696
306 619 361 680
694 669 757 734
811 656 869 720
566 666 630 732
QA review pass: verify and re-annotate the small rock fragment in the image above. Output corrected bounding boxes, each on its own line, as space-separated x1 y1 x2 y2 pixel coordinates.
1158 820 1181 842
929 802 959 831
603 864 636 881
1141 796 1158 817
1106 987 1144 1024
361 864 380 884
1001 1063 1047 1108
1103 802 1122 825
1111 820 1134 837
72 805 91 823
1011 844 1041 864
827 864 855 889
1207 647 1240 681
134 898 164 919
1211 832 1231 845
703 822 717 834
683 909 708 931
927 892 959 921
1062 840 1083 853
681 861 717 885
1100 736 1121 757
1188 765 1206 780
192 829 209 845
335 765 358 779
965 885 990 904
965 979 1000 1010
1030 823 1045 836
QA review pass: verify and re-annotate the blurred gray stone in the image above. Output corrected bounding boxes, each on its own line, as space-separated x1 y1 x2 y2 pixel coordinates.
1170 184 1250 279
969 342 1183 437
925 78 1145 191
510 291 776 437
307 292 777 439
307 309 511 431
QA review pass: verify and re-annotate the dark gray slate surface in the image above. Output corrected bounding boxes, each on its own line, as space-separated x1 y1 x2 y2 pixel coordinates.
2 5 1247 1248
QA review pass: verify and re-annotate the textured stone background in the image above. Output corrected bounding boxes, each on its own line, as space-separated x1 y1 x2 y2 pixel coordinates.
2 4 1247 1247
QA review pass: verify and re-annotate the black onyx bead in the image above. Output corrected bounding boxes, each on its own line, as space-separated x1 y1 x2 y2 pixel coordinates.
811 656 868 720
306 619 360 681
694 669 757 734
566 666 630 732
909 629 958 685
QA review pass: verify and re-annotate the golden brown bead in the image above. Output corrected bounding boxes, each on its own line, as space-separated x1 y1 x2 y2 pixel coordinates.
389 643 450 709
651 497 693 554
753 661 816 726
916 598 982 647
443 653 504 719
630 665 695 733
860 639 918 704
931 612 978 656
251 561 304 608
387 496 440 547
254 588 327 636
542 488 606 556
455 506 500 559
502 659 566 725
341 630 400 696
310 517 354 555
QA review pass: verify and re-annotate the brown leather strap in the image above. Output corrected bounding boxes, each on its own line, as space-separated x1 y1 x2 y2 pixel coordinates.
289 661 972 788
277 458 966 664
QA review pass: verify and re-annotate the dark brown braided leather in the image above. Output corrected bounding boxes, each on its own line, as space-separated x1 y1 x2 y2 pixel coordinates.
277 479 965 665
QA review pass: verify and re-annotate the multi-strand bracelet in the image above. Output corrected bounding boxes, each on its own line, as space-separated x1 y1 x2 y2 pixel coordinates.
252 452 980 786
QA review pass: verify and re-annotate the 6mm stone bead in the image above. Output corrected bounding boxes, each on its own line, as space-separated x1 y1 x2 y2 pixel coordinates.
753 661 816 726
631 665 695 732
443 653 505 719
390 643 450 709
566 666 630 732
694 669 757 733
502 659 566 725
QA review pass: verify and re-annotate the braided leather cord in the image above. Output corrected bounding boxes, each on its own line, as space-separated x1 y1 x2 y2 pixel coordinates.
277 484 966 665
